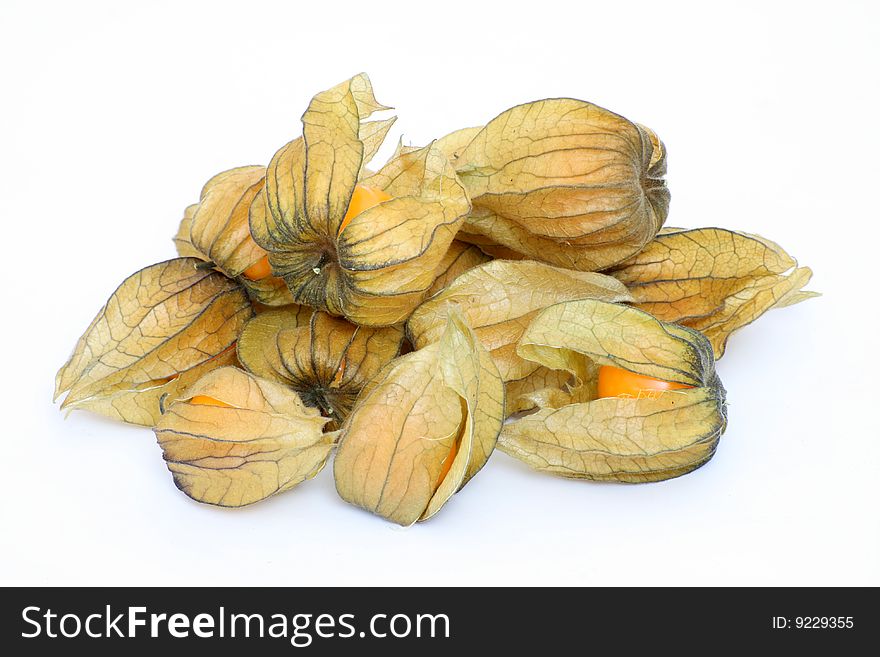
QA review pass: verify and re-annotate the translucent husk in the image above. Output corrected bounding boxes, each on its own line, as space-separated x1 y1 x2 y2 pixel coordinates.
407 259 631 382
499 299 727 483
155 367 332 507
55 258 253 425
249 74 470 326
451 100 670 271
333 311 503 525
236 305 404 429
606 227 818 357
424 239 491 298
55 72 821 521
173 166 294 306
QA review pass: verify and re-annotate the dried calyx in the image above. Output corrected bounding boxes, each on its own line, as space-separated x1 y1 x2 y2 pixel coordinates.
174 166 293 306
55 73 817 524
449 101 670 271
55 258 253 426
236 305 404 429
500 299 727 483
333 311 503 525
249 74 471 326
605 227 816 357
154 367 333 507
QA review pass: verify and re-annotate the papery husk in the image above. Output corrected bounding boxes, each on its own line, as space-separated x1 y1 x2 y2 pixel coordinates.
390 126 482 164
424 239 491 298
407 260 631 382
334 311 504 525
503 365 591 417
606 227 818 357
434 126 483 163
173 204 201 258
453 99 669 271
249 73 471 326
55 258 253 425
499 299 727 483
456 231 527 261
154 367 332 507
173 166 294 306
236 306 404 429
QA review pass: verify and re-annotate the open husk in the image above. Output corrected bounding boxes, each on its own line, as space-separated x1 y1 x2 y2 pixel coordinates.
53 71 819 523
607 227 817 357
452 99 669 271
504 366 584 417
407 259 631 382
55 258 253 425
499 299 727 483
334 311 503 525
154 367 332 507
236 306 404 428
249 74 470 326
173 166 293 306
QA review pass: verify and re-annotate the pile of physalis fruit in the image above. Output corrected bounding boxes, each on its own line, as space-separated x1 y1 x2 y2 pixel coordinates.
55 74 816 525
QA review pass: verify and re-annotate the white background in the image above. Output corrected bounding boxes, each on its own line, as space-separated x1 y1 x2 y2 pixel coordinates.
2 0 877 586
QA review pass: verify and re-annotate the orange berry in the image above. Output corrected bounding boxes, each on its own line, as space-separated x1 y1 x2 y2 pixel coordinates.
597 365 693 400
436 438 460 487
189 395 233 408
242 254 272 281
337 185 392 236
